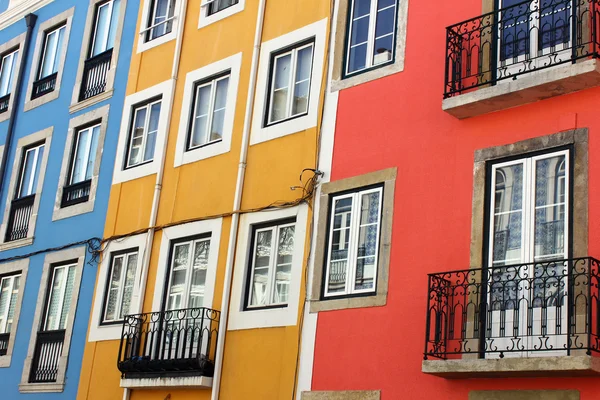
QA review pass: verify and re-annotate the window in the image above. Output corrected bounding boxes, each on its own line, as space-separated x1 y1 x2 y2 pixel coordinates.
266 42 314 125
90 0 120 58
126 98 161 168
102 250 138 324
0 49 18 99
43 263 77 332
205 0 239 16
0 274 20 337
324 187 383 297
187 73 229 150
345 0 397 76
146 0 175 41
164 236 211 311
17 143 45 199
37 25 65 82
246 220 295 308
69 124 100 185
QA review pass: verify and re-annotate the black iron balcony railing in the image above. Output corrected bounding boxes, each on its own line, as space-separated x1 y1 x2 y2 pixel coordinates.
31 72 57 99
444 0 600 98
0 332 9 356
5 194 35 242
61 179 91 208
118 307 220 379
424 257 600 360
29 330 65 383
0 94 10 114
79 49 112 102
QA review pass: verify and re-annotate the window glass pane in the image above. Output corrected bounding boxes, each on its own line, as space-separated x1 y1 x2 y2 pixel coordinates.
40 28 60 78
72 128 90 184
128 106 147 166
292 46 313 116
373 0 395 67
92 3 110 56
353 0 371 17
58 265 76 330
210 0 238 14
19 146 42 198
210 77 229 142
328 197 353 294
273 226 294 304
144 102 161 162
350 15 370 47
189 240 210 308
167 243 190 311
190 85 211 147
107 0 121 50
348 44 367 74
250 230 272 307
492 164 524 266
120 253 137 319
270 54 291 123
0 278 10 333
105 255 123 322
354 192 380 291
31 145 44 195
0 51 16 97
45 267 65 331
86 125 101 180
6 276 19 333
150 0 174 40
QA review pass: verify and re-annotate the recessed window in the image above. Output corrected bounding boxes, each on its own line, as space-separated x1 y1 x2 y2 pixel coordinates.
266 41 314 126
0 48 18 112
146 0 176 41
187 73 229 151
32 24 66 99
246 220 295 309
324 187 383 297
62 123 100 208
345 0 397 76
205 0 239 16
0 273 21 355
126 98 162 168
17 143 45 200
102 249 138 324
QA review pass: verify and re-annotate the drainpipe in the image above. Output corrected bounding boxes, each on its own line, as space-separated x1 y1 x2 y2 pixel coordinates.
0 13 37 202
211 0 267 398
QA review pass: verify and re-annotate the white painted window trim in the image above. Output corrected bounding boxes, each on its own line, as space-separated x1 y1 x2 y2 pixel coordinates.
0 127 53 251
250 18 327 145
174 53 241 167
53 105 109 221
70 0 128 113
0 258 28 368
19 246 86 393
151 218 223 312
0 33 25 124
198 0 245 29
23 7 74 112
228 205 308 330
88 233 148 342
0 0 54 31
137 0 182 53
113 80 173 184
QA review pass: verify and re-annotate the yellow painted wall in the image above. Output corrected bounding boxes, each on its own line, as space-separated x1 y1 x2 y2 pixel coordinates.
77 0 330 398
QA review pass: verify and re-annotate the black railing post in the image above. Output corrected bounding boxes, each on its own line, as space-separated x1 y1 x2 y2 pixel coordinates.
572 0 579 61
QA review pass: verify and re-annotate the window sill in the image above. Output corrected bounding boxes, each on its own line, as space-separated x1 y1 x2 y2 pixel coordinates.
120 375 213 389
0 237 33 252
422 355 600 379
309 291 386 313
198 1 245 29
69 89 113 114
443 59 600 119
19 382 64 393
0 354 11 368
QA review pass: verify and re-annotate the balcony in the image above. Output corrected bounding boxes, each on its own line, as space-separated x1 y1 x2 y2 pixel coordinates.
118 307 220 389
31 72 57 100
0 94 10 114
29 330 65 383
422 257 600 378
0 332 9 356
443 0 600 118
5 195 34 242
61 180 91 208
79 49 112 102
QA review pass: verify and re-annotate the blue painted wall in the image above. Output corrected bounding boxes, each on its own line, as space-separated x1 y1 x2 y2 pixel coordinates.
0 0 138 398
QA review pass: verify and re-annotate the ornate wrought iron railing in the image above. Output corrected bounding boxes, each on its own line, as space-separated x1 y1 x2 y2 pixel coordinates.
0 332 9 356
5 194 35 242
424 257 600 360
29 330 65 383
31 72 57 99
0 94 10 114
79 49 112 102
61 179 91 208
444 0 600 98
118 307 220 378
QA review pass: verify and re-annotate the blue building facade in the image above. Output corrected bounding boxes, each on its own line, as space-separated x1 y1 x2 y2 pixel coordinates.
0 0 138 397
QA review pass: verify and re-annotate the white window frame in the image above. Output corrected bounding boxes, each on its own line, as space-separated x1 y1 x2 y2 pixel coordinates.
229 205 308 330
0 273 21 334
89 233 147 342
0 49 18 97
16 143 44 199
188 74 229 150
198 0 244 29
102 249 138 324
137 0 181 53
43 262 77 331
175 53 241 167
246 221 295 309
37 24 66 80
69 123 101 185
251 19 327 145
323 186 383 298
144 0 175 42
89 0 119 58
113 80 173 184
266 42 314 126
126 98 162 169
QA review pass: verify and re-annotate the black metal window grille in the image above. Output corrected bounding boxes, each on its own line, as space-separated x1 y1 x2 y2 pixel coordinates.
0 333 9 356
31 72 57 99
118 307 220 378
444 0 600 98
79 49 112 101
206 0 239 16
61 180 92 208
424 257 600 360
29 330 65 383
0 94 9 114
5 195 34 242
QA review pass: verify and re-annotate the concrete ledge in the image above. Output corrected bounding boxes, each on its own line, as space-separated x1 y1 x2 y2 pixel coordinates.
443 59 600 119
120 376 213 389
422 355 600 378
301 391 381 400
469 390 580 400
19 382 64 393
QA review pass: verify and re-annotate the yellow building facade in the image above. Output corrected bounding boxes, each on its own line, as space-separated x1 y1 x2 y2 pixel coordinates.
76 0 330 399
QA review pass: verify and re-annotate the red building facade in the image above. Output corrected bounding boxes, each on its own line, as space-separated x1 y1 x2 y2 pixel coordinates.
301 0 600 399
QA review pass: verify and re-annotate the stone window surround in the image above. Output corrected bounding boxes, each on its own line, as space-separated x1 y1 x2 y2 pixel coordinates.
19 246 86 393
23 7 74 112
197 0 245 29
301 391 381 400
309 168 396 313
330 0 409 92
52 104 110 221
0 127 53 251
0 32 26 124
0 258 28 368
69 0 128 114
